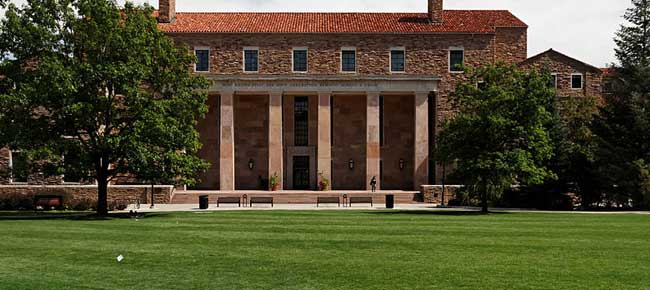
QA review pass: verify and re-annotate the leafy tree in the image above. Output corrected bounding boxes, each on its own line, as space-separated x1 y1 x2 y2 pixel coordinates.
0 0 209 215
543 95 600 209
592 0 650 208
436 63 556 213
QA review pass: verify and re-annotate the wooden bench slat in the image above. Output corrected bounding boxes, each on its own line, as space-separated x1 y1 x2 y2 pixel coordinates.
349 196 373 207
317 197 340 207
250 197 274 207
217 196 241 207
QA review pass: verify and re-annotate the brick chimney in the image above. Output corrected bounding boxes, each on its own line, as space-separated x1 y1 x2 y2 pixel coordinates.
158 0 176 23
428 0 443 24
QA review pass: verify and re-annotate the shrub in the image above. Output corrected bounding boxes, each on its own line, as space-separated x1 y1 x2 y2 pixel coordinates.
0 193 35 210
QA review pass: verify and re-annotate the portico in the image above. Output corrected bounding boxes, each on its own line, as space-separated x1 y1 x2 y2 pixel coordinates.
194 75 437 191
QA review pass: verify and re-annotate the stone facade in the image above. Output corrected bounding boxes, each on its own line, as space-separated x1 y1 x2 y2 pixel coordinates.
0 1 609 204
192 94 221 190
421 185 461 205
331 95 367 190
234 94 269 190
0 185 174 207
519 49 603 98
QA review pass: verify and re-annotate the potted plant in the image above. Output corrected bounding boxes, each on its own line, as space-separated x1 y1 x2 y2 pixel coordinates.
269 173 280 191
318 172 330 191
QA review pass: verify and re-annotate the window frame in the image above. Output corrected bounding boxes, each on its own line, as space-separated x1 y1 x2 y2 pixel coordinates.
292 47 308 73
448 47 465 73
551 73 558 89
390 47 406 73
340 47 357 73
243 46 260 73
293 96 310 147
8 150 28 184
193 46 210 73
571 73 584 90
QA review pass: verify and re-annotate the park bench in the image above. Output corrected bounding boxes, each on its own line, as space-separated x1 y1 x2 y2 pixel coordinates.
317 197 340 207
349 196 373 207
250 197 273 207
33 195 63 210
217 196 241 207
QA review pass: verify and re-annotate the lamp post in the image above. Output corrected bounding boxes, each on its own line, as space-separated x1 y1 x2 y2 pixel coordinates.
248 159 255 170
348 159 354 170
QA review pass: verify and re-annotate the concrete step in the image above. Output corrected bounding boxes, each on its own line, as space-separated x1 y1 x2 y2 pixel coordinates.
171 191 422 205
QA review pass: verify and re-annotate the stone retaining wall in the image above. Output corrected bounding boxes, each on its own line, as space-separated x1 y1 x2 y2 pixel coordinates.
0 185 175 207
421 185 462 205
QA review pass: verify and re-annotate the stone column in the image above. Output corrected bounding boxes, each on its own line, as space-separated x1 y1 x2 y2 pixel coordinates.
317 92 332 190
366 92 381 191
219 91 235 191
414 92 430 188
268 92 283 190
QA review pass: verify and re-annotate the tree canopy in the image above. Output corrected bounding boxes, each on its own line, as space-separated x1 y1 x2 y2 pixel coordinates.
436 63 556 213
0 0 209 215
591 0 650 209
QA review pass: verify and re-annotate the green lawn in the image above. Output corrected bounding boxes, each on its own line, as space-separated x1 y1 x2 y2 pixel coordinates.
1 210 649 290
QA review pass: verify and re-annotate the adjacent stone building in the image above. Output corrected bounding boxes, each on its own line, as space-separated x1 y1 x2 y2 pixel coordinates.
0 0 607 204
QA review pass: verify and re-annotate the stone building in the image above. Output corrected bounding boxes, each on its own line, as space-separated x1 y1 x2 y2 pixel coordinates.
0 0 607 204
519 49 604 98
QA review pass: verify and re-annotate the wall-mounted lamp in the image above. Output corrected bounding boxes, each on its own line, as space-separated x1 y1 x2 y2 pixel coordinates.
248 159 255 170
348 159 355 170
399 159 405 171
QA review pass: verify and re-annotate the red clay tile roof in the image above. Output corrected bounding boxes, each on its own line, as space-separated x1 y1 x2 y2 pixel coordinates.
157 10 527 34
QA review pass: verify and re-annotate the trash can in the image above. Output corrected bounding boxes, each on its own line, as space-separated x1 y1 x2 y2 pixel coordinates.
199 195 209 209
385 194 394 209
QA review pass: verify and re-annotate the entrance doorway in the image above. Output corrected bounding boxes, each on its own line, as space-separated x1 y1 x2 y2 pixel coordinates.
292 156 310 190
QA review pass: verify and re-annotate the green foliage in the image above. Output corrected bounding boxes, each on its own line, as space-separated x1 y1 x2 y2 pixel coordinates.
0 0 209 215
615 0 650 67
269 172 280 189
589 0 650 209
436 63 556 212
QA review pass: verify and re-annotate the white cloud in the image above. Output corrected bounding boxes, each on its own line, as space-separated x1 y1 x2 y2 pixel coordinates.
3 0 631 67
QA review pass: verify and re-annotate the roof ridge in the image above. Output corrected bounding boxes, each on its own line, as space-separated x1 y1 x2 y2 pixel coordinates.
172 10 514 15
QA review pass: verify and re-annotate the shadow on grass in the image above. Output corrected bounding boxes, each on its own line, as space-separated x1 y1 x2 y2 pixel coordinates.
367 210 512 216
0 211 171 221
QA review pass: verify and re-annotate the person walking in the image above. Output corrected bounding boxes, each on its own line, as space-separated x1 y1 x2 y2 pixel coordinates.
370 176 377 193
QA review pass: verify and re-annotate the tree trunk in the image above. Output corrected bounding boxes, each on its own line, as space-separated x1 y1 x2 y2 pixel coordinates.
97 178 109 216
481 180 489 214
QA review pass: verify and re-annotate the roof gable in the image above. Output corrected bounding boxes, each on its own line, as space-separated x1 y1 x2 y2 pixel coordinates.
521 49 602 74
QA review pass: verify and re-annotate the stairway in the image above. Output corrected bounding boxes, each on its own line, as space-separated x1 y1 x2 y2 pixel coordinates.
171 190 423 205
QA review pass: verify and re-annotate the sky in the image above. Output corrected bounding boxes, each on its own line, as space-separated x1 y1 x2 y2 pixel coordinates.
2 0 631 67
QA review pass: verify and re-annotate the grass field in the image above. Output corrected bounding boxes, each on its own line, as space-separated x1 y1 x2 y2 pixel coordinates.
1 210 649 290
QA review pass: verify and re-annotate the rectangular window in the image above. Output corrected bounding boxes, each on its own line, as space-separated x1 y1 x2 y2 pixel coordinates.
550 73 558 89
449 48 464 73
9 150 28 183
341 48 356 72
379 95 384 147
330 96 334 146
294 97 309 146
572 73 583 89
293 48 308 72
244 48 259 72
194 48 210 72
390 48 405 72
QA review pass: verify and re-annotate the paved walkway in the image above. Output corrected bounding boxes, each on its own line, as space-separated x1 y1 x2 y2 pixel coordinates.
122 203 650 215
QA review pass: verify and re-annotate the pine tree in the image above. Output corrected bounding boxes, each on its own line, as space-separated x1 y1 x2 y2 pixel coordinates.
591 0 650 209
615 0 650 67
